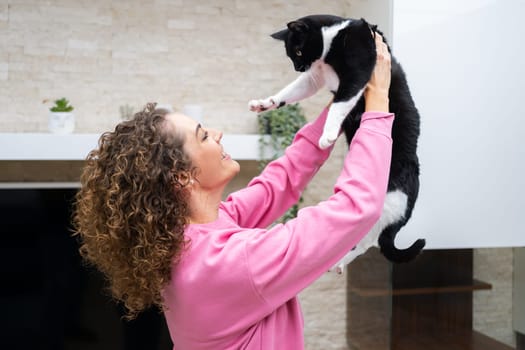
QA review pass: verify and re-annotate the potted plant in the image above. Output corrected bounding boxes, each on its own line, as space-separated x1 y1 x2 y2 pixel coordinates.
257 103 307 223
48 97 75 134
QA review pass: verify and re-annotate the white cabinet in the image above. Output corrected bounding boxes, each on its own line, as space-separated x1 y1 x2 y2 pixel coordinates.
0 133 263 161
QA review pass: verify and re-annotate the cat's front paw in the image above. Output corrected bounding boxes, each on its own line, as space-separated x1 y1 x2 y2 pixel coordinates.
248 97 278 112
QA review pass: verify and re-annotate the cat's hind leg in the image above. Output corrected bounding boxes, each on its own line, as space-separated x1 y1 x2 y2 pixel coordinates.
330 189 408 273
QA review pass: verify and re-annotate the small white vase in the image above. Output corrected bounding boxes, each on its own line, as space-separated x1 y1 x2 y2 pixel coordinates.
48 112 75 134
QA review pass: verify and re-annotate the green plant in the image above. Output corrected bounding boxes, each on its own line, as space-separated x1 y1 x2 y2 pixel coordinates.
258 103 307 223
50 98 74 112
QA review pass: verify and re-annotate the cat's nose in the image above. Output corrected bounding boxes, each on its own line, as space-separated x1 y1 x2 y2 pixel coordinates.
294 63 307 72
295 64 304 72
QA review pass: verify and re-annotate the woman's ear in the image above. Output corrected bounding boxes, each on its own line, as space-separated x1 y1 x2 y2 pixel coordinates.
173 171 193 188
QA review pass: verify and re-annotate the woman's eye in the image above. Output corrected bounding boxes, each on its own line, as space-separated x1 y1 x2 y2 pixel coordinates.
295 49 302 57
202 131 209 141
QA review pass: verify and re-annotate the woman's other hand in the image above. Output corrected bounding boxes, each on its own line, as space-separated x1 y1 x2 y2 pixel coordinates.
364 33 392 112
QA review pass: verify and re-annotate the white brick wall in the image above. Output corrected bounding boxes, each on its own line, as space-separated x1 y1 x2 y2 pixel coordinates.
0 0 352 134
1 1 514 349
474 248 515 347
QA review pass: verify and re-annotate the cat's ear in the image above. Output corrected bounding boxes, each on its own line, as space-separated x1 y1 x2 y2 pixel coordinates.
287 20 309 34
360 18 378 35
270 28 289 41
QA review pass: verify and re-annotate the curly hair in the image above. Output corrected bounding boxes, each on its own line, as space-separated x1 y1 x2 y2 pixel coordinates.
73 103 193 319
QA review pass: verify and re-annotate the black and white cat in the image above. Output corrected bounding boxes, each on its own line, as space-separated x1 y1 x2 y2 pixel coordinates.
249 15 425 270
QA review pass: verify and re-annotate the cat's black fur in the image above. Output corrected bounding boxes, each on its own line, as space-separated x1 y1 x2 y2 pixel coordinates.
272 15 425 263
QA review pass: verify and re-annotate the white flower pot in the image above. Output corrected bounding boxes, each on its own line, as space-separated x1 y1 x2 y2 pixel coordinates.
48 112 75 134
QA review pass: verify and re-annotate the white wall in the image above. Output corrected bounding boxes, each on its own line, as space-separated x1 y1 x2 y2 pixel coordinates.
347 0 393 40
392 0 525 249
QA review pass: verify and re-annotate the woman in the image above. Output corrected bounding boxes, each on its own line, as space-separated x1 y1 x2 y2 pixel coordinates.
74 33 392 349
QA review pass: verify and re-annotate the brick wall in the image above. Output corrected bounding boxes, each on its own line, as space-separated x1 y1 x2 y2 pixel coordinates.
0 0 354 134
474 248 515 347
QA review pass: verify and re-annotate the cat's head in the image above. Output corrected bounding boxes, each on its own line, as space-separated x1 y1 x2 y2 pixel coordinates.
270 19 324 72
271 16 380 73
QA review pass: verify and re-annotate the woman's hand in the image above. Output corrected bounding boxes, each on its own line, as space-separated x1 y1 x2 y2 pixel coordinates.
364 33 392 112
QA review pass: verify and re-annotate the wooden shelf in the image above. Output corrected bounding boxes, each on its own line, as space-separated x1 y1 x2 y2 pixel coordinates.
349 278 492 297
346 249 510 350
347 330 513 350
391 330 514 350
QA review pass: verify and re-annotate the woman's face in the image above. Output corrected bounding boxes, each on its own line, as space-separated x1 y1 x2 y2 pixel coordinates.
165 113 240 191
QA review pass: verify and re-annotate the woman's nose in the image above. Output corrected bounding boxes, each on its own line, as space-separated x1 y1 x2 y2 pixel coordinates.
212 129 223 143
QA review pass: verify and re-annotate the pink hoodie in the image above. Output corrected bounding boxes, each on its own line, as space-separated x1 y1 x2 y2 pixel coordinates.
162 108 394 349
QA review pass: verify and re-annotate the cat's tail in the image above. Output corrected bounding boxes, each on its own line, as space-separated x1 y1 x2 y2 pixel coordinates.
378 226 426 263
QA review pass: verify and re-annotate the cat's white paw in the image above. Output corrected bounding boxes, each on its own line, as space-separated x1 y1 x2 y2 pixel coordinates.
248 97 277 112
329 262 346 274
318 134 337 149
330 223 383 273
329 251 355 274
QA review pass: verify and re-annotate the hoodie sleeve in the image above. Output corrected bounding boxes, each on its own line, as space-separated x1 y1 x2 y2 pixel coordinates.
221 106 334 229
243 111 394 309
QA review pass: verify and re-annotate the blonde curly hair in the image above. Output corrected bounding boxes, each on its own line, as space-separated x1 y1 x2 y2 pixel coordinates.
73 103 193 319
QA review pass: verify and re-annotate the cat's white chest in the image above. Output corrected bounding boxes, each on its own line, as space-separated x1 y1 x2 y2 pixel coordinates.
318 62 339 92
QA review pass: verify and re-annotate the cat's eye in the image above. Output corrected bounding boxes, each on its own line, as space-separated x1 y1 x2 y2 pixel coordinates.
295 49 302 57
